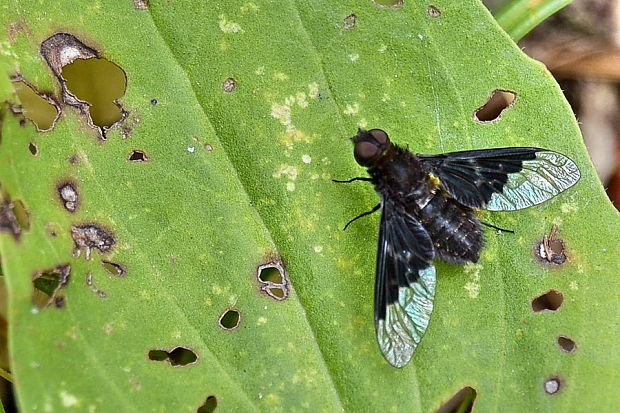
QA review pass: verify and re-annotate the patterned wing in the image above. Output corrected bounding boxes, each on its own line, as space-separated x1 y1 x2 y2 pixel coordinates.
375 198 436 368
418 147 580 211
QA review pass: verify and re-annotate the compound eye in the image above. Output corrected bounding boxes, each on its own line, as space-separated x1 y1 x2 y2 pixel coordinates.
368 129 389 145
354 141 380 166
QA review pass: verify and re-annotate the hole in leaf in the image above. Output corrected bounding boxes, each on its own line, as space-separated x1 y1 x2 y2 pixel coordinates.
268 287 285 299
57 181 79 213
223 77 237 93
167 347 198 366
41 33 128 139
259 267 282 284
427 5 441 17
148 350 168 361
372 0 403 8
532 290 563 312
218 309 241 330
61 57 127 128
204 143 213 151
557 335 576 353
101 261 126 277
71 224 116 260
474 89 516 122
31 264 71 310
197 395 217 413
436 386 477 413
257 260 289 301
150 98 158 105
544 377 561 394
343 13 357 29
148 347 198 367
13 80 59 131
128 150 149 162
28 142 38 156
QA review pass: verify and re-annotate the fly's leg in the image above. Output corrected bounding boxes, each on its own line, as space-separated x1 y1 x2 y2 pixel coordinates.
343 203 381 230
481 221 514 234
332 177 372 183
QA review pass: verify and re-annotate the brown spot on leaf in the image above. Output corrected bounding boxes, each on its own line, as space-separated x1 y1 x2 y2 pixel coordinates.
57 181 79 212
0 200 21 240
134 0 149 10
343 13 357 29
544 376 562 394
0 196 30 240
223 77 237 93
6 19 30 44
85 272 107 298
71 223 115 259
535 224 567 266
427 5 441 18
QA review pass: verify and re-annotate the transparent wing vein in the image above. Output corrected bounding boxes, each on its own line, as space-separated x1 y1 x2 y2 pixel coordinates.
487 151 580 211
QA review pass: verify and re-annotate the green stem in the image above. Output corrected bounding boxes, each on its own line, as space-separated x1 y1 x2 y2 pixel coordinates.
0 367 13 383
495 0 574 41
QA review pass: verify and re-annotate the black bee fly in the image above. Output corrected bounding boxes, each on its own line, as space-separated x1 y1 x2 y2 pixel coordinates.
336 128 580 368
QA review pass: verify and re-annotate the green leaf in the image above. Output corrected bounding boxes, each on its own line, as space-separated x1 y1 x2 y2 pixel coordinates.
1 1 618 412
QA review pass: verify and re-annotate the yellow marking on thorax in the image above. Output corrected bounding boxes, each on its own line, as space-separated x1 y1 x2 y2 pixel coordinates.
427 172 442 187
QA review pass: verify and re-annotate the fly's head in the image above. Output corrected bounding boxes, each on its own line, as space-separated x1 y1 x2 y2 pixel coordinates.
352 128 392 167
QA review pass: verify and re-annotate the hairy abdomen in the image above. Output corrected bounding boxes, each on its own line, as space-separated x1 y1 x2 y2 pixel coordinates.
414 191 483 264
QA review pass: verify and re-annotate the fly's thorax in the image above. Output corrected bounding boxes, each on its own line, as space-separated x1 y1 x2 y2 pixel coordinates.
370 147 429 198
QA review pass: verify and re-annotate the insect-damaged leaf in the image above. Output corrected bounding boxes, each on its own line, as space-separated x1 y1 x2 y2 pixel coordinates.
0 1 619 412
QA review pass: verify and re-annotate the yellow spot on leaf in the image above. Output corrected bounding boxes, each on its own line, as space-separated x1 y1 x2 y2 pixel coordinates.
218 14 243 33
308 82 319 98
273 72 289 81
240 2 259 13
272 165 298 180
343 103 359 115
60 391 79 408
560 202 579 213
